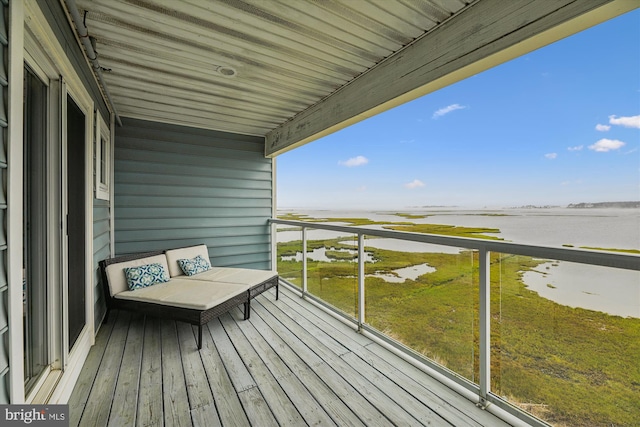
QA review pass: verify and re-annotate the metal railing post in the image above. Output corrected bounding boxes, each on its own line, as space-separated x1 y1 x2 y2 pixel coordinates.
357 233 365 331
302 227 308 297
479 247 491 407
271 222 277 271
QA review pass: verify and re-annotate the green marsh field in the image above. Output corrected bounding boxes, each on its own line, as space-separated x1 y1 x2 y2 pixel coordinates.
276 214 640 427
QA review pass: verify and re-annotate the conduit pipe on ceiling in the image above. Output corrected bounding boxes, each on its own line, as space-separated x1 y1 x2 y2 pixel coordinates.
65 0 123 126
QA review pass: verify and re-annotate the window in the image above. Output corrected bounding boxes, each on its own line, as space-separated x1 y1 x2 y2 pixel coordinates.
94 113 110 200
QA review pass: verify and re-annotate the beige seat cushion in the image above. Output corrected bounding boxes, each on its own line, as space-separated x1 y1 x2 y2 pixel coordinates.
105 254 170 296
165 244 210 277
183 267 277 286
114 278 249 310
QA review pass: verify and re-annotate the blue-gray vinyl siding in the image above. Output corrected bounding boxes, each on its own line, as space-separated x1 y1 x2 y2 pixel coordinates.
114 118 273 270
0 0 9 404
93 199 110 331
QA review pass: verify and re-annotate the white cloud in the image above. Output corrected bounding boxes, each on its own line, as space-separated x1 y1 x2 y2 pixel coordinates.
595 124 611 132
545 153 558 160
588 138 626 152
356 185 367 192
609 115 640 129
338 155 369 167
567 145 583 151
432 104 466 119
404 179 425 189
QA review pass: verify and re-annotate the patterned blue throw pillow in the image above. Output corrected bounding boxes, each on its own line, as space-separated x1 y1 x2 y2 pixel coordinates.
177 255 211 276
124 263 170 290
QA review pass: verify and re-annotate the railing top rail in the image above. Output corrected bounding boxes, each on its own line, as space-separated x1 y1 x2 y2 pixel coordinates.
270 218 640 271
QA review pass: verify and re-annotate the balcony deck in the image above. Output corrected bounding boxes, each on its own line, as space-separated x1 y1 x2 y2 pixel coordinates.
68 285 509 427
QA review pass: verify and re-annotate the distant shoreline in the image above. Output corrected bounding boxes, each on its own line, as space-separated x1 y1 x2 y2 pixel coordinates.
279 201 640 211
566 201 640 209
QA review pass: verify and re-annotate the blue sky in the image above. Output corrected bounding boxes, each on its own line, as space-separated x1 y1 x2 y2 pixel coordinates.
277 10 640 210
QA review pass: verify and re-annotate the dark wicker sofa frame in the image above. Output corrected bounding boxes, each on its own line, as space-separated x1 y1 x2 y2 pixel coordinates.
99 248 279 350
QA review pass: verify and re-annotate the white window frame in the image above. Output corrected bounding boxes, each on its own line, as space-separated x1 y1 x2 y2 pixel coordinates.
94 113 110 200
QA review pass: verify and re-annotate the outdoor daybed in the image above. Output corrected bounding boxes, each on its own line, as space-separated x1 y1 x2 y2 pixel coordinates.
99 244 279 349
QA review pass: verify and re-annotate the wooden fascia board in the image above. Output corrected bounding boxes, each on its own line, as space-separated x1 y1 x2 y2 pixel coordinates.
265 0 635 157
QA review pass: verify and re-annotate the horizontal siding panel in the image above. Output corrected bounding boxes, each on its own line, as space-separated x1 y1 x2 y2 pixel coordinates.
114 195 272 209
115 118 273 269
115 226 270 243
115 241 196 256
232 261 271 269
116 216 269 231
115 183 271 199
205 236 272 249
116 207 273 220
210 243 271 258
94 240 111 262
93 219 110 236
117 117 264 142
115 159 272 181
93 232 111 253
117 128 265 153
117 233 269 247
212 252 271 269
115 147 271 173
114 172 271 191
117 236 270 256
94 199 110 209
93 210 109 223
118 136 267 162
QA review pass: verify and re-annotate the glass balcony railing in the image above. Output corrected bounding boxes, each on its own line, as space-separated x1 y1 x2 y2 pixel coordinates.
271 218 640 427
490 255 640 426
362 237 479 383
275 223 304 289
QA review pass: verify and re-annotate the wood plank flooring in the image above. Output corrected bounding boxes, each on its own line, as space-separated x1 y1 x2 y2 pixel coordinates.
68 285 511 426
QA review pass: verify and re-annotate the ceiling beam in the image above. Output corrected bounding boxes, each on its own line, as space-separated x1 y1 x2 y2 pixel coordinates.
265 0 636 157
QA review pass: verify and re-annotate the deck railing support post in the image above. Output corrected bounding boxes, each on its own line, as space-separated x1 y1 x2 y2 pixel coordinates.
479 247 491 407
302 227 308 297
271 221 277 271
357 233 365 331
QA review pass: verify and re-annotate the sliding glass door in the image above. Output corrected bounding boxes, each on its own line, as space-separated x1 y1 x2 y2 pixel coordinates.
23 66 48 393
66 95 86 351
22 14 98 402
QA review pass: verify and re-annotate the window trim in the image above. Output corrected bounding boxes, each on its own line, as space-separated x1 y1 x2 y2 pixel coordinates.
94 113 110 201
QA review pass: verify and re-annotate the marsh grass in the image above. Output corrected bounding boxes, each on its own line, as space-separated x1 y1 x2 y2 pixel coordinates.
394 213 428 219
276 216 640 426
387 223 502 239
325 250 357 261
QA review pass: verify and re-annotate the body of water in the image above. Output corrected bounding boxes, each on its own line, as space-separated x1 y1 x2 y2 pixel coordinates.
278 208 640 318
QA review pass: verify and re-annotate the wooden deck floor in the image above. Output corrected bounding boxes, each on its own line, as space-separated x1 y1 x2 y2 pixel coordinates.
69 285 510 427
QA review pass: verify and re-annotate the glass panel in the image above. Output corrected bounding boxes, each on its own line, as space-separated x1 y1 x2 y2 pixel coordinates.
66 95 86 350
23 66 48 391
491 254 640 426
364 237 479 381
276 225 303 289
100 136 107 184
306 231 359 318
